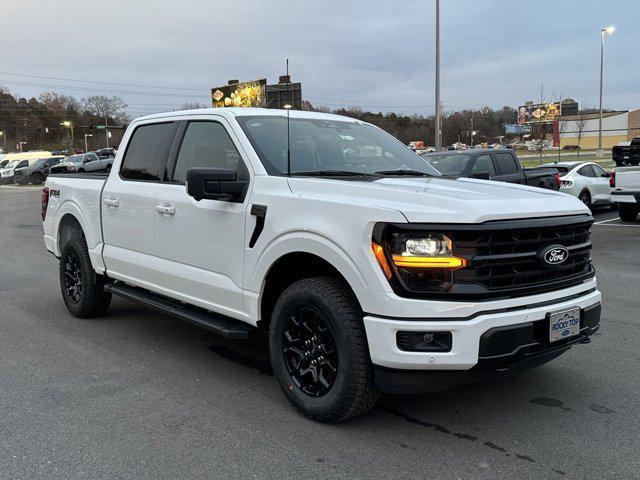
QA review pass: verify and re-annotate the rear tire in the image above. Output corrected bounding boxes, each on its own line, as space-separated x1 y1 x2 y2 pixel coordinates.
59 229 112 318
618 203 639 222
31 172 44 185
269 276 379 423
579 190 592 210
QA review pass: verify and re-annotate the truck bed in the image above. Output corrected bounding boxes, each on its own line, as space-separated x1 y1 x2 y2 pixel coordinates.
43 173 108 269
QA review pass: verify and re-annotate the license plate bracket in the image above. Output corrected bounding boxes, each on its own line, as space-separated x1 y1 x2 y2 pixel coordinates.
548 307 581 343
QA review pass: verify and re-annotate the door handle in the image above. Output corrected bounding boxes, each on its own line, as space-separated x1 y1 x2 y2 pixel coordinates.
103 197 119 207
155 204 176 215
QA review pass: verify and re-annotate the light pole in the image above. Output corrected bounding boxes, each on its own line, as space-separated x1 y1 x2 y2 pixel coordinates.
84 133 93 153
0 131 5 152
598 26 615 157
61 121 74 153
19 141 27 152
434 0 442 151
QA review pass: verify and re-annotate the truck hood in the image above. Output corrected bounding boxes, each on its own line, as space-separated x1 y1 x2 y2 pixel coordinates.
288 176 589 223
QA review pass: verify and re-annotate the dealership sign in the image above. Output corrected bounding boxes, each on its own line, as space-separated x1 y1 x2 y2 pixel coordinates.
211 79 267 108
504 123 532 135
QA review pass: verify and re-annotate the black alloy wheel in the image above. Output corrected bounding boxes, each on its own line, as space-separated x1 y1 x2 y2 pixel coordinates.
63 251 83 304
282 307 338 397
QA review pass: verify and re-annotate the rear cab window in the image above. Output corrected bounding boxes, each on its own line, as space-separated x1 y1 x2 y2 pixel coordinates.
493 153 519 175
120 122 178 181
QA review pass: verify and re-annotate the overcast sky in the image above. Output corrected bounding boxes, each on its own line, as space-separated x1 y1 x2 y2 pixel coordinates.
1 0 638 117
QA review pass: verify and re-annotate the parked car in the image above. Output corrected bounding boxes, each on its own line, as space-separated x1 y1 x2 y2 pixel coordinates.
422 148 560 189
13 156 65 185
611 166 640 221
95 147 117 159
538 161 614 210
0 151 53 184
50 152 113 174
42 108 600 422
612 137 640 166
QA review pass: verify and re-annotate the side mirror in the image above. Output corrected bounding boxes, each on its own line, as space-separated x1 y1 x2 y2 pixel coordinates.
470 171 490 180
186 167 247 202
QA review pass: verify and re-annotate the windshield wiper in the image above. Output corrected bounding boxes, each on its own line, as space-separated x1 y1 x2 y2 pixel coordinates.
374 169 434 177
289 170 376 177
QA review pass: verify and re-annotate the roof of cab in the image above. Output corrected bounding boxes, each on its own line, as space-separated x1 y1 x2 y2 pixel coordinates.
133 107 360 124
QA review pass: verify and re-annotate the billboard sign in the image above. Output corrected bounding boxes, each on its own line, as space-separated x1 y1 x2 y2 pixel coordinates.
211 79 267 108
517 100 578 124
505 123 532 135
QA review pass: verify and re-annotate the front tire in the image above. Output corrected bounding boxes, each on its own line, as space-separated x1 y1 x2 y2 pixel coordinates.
269 277 379 423
618 203 639 222
59 230 112 317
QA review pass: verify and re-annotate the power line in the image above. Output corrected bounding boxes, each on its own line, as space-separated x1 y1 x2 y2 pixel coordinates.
0 78 209 99
0 71 205 92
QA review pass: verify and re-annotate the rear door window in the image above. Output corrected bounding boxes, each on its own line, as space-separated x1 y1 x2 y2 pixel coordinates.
493 153 519 175
120 122 178 181
578 165 595 177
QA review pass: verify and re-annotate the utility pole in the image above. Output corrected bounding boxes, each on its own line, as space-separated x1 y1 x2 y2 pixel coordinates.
105 113 109 148
470 113 474 147
598 26 615 157
434 0 442 151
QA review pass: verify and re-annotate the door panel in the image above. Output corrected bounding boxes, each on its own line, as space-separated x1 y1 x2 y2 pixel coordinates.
102 121 178 285
153 119 250 319
154 184 247 316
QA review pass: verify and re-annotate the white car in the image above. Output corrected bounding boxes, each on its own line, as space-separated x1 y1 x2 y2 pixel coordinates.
539 161 614 210
42 108 601 422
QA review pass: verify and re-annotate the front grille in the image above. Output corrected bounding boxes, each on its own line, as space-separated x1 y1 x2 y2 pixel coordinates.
453 217 593 297
377 215 595 300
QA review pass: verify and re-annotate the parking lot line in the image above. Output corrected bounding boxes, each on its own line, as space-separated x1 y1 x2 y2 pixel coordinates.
593 222 640 228
594 217 621 225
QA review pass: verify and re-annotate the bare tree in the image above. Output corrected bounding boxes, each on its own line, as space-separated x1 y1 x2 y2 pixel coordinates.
176 101 206 111
81 95 127 122
572 97 592 158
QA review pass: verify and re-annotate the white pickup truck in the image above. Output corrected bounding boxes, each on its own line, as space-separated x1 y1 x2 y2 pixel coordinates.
611 166 640 221
42 108 601 422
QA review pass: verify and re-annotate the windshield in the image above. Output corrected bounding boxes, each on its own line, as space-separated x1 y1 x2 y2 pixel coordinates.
237 116 440 177
32 158 47 167
67 155 83 163
423 154 472 176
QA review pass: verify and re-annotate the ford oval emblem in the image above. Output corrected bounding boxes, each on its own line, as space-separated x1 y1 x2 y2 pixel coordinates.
541 245 569 266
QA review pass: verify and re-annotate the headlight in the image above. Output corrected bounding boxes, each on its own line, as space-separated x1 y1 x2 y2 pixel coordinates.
371 226 467 294
391 234 465 269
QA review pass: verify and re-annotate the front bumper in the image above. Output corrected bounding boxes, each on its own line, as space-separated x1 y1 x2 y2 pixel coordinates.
0 174 14 185
371 301 600 394
363 287 600 371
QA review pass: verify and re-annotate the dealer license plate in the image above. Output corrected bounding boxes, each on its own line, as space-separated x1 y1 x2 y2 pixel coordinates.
549 307 581 343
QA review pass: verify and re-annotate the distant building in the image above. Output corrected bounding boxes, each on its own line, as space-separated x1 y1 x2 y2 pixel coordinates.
266 75 303 110
557 109 640 149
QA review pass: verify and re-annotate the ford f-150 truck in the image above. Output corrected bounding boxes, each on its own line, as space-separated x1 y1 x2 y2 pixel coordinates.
42 108 601 422
611 165 640 221
422 149 561 190
612 137 640 166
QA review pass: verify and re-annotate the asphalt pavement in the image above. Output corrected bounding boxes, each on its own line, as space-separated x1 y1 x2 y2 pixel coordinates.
1 187 638 480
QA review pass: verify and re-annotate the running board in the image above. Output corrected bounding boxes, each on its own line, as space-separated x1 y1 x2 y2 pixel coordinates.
104 282 255 340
